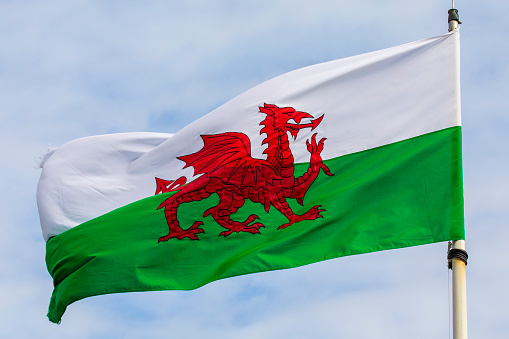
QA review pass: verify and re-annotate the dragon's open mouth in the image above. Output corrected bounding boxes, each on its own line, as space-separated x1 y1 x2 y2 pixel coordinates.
287 115 324 139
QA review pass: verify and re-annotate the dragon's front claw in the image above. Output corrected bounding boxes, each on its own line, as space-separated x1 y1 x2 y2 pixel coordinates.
317 137 326 153
158 235 171 243
277 205 326 230
306 205 325 219
321 163 333 176
306 133 326 154
306 133 317 152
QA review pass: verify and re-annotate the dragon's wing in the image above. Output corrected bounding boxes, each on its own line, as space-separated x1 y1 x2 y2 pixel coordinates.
178 133 280 190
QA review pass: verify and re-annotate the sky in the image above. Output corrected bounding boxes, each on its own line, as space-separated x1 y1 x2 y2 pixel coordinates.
1 0 508 338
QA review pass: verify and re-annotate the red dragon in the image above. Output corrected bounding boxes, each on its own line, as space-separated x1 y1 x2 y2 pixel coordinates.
155 103 333 241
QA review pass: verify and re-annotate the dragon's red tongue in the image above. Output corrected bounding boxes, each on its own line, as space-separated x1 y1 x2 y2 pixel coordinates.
287 114 324 139
310 114 324 130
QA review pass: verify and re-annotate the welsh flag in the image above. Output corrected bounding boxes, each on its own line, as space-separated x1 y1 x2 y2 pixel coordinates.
37 31 464 323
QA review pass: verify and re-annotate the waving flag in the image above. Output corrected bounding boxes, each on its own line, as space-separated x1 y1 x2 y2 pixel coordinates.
38 30 464 323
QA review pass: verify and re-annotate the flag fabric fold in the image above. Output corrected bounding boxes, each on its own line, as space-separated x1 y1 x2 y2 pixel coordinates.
38 30 464 323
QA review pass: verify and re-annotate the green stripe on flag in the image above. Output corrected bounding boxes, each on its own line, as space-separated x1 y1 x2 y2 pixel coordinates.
46 126 463 323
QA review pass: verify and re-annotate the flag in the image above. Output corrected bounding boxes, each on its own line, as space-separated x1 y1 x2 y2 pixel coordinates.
38 30 464 323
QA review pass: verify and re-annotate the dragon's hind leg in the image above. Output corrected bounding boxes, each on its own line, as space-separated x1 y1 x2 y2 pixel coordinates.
203 189 264 237
157 183 211 241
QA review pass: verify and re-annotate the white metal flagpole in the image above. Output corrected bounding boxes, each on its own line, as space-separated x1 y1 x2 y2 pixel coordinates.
447 4 468 339
449 240 468 339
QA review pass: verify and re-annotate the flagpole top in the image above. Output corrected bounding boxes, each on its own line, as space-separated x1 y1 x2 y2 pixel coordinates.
448 8 462 31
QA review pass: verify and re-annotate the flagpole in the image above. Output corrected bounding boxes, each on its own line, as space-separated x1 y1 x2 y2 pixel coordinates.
448 240 468 339
448 6 461 32
447 5 467 339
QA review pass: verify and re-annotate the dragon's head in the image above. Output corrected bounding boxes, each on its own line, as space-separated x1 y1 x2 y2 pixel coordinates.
259 103 323 140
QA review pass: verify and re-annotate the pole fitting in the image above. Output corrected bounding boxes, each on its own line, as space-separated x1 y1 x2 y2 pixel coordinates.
448 248 468 269
448 9 462 24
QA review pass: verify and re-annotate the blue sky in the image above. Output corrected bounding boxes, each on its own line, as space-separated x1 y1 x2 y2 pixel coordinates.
1 1 508 338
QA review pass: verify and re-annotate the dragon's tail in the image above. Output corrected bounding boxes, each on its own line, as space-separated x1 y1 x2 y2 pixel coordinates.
157 182 211 241
154 176 187 195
